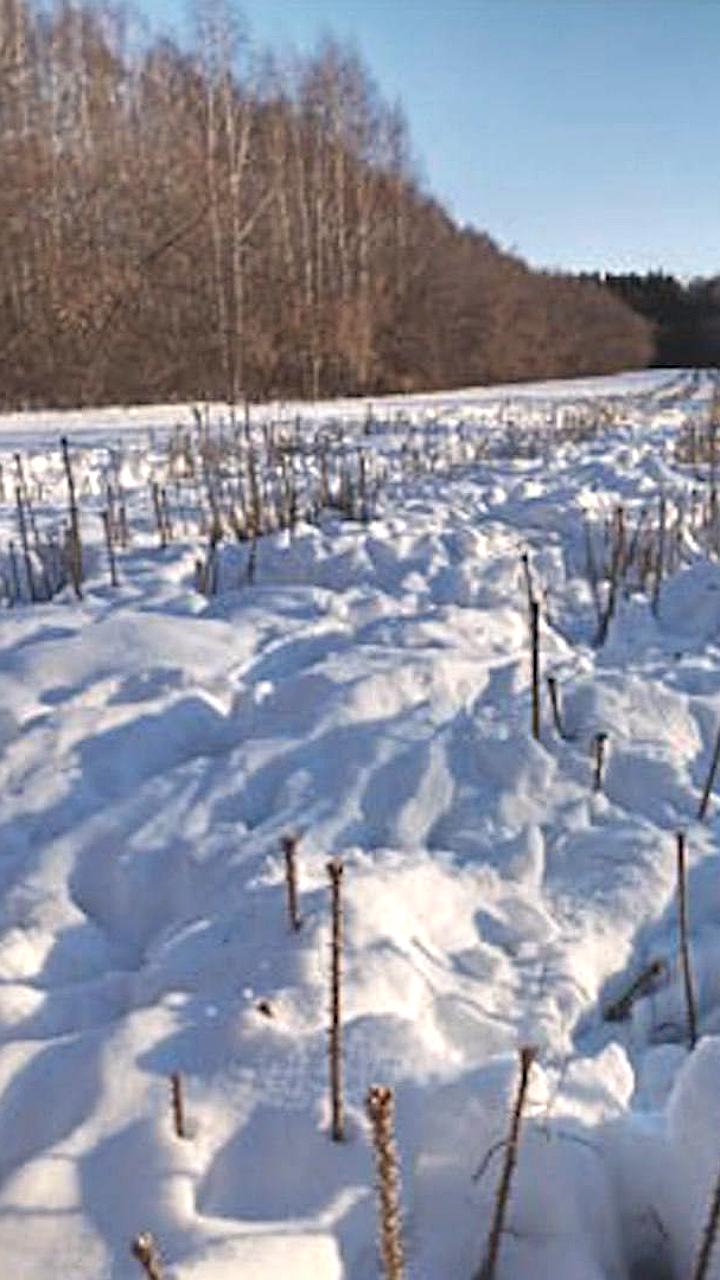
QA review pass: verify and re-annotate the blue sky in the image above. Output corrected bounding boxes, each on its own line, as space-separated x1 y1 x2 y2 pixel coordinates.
137 0 720 279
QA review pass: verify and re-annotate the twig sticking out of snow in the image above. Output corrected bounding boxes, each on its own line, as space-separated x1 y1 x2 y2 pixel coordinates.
521 554 541 741
15 484 36 602
118 496 129 548
160 487 173 542
603 959 667 1023
676 831 698 1051
366 1085 406 1280
520 552 534 617
594 506 624 646
14 451 38 545
151 482 168 550
592 732 608 793
530 599 540 742
692 1163 720 1280
651 493 666 616
131 1232 164 1279
281 833 302 932
7 540 20 604
546 676 566 740
584 518 602 625
60 436 83 599
170 1071 186 1140
327 857 345 1142
101 511 118 587
247 532 257 586
697 721 720 820
474 1045 537 1280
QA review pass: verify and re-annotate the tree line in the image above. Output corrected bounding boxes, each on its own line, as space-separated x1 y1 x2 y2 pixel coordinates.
0 0 653 409
582 273 720 370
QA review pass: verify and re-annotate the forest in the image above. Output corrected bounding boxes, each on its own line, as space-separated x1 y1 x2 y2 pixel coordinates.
584 272 720 370
0 0 654 408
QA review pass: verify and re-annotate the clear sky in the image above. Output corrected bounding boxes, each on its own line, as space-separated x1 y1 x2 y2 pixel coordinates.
136 0 720 279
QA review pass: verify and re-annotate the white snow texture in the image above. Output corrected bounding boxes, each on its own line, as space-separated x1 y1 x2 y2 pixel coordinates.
0 368 718 1278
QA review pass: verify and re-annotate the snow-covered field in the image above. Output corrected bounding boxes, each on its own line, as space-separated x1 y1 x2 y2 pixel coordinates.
1 368 720 1278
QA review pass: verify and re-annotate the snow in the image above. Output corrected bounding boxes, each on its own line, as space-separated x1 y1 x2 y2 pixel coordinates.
0 367 719 1276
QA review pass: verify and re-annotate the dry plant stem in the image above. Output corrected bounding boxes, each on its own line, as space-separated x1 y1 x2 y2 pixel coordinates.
160 487 173 541
702 422 712 552
698 721 720 820
475 1046 537 1280
584 519 602 622
15 451 38 543
692 1165 720 1280
281 834 302 931
595 507 625 645
8 541 20 602
328 857 345 1142
546 676 565 739
170 1071 186 1139
625 505 649 582
119 500 130 548
530 599 540 741
592 732 608 793
106 484 118 544
614 504 627 579
676 831 698 1050
366 1086 406 1280
247 533 257 585
101 511 118 587
131 1233 164 1279
15 485 35 602
652 493 666 616
520 552 534 615
60 436 83 599
603 959 666 1022
151 482 167 549
38 535 53 600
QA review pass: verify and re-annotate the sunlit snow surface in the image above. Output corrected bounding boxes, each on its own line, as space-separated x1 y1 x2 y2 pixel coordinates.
0 369 719 1277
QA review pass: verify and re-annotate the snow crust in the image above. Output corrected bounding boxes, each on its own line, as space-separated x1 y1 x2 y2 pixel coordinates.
0 369 718 1276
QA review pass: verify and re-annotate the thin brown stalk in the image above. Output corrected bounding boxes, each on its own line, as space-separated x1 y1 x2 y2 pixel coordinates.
328 857 345 1142
281 834 302 932
118 499 130 548
530 598 540 741
520 552 534 616
584 518 602 623
8 540 20 603
366 1085 406 1280
698 720 720 820
676 831 698 1050
692 1164 720 1280
603 959 666 1022
170 1071 186 1139
15 485 35 602
475 1045 537 1280
101 511 118 587
60 436 83 599
247 532 257 585
595 506 625 645
651 493 666 616
592 732 608 793
14 451 38 543
160 487 173 542
131 1233 164 1279
151 482 167 549
546 676 565 739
